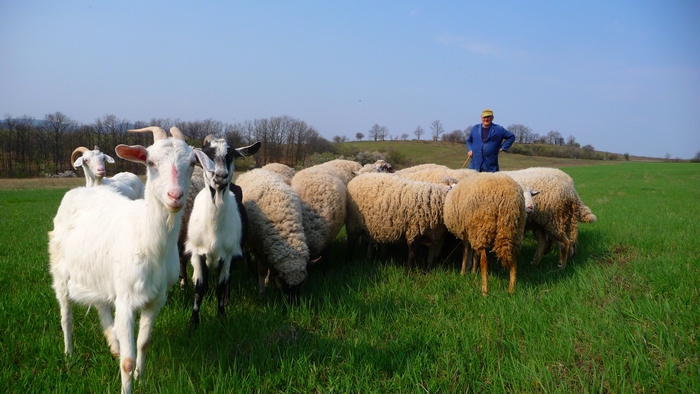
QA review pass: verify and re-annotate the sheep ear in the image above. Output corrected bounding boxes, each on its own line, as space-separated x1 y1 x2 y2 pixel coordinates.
115 145 148 164
235 141 261 158
104 154 115 164
193 148 215 173
73 157 84 168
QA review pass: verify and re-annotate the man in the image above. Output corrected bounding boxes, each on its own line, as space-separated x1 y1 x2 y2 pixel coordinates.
466 108 515 172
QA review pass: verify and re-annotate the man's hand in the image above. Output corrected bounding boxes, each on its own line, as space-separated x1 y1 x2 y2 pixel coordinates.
468 150 473 158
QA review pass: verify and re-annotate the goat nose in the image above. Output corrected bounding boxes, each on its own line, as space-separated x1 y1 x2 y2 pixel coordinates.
168 189 184 202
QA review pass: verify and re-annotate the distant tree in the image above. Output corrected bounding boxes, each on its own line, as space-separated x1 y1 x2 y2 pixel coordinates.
566 135 577 146
379 125 389 141
368 124 382 141
430 120 445 141
582 144 595 159
546 130 563 145
401 133 409 141
333 135 343 143
624 153 630 161
692 150 700 163
41 112 76 172
413 125 425 140
664 153 671 162
355 132 364 141
508 124 532 144
442 129 466 143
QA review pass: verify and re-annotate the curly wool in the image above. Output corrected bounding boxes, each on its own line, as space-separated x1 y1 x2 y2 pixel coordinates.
318 159 362 185
262 163 296 186
236 169 309 287
444 172 527 265
397 166 476 186
291 166 348 258
502 167 595 268
346 173 449 246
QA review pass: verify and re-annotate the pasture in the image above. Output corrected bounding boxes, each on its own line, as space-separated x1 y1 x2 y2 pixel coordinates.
1 162 698 393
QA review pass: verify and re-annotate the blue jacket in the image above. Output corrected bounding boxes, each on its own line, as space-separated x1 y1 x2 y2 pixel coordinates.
466 123 515 172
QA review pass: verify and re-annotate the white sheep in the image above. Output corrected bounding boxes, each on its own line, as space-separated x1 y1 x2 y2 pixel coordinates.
49 126 207 394
235 168 311 300
290 159 393 260
261 162 296 185
345 172 451 274
443 172 527 294
71 145 145 199
184 135 260 327
502 167 596 270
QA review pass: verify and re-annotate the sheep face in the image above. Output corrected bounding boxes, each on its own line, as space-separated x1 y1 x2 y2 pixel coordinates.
72 146 115 179
116 139 204 213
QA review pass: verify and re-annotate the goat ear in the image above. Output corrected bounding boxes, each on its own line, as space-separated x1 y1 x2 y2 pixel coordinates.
235 141 261 157
193 148 215 173
73 157 84 168
531 190 540 196
104 154 115 164
115 145 148 164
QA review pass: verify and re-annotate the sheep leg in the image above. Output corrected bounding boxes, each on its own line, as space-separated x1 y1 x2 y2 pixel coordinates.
113 301 136 394
460 241 473 275
557 238 571 270
257 259 269 293
96 303 119 357
405 242 416 275
189 254 208 328
134 296 165 383
346 231 359 262
531 228 550 266
480 249 489 296
507 255 517 294
216 257 231 316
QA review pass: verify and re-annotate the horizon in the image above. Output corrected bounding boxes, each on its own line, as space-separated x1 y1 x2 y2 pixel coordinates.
1 1 699 159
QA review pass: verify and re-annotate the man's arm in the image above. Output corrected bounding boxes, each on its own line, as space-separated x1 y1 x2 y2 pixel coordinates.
500 128 516 152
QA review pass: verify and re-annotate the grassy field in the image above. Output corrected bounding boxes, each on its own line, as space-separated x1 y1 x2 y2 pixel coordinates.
1 159 699 392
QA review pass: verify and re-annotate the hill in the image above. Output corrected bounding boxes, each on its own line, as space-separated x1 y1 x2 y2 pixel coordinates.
334 140 664 171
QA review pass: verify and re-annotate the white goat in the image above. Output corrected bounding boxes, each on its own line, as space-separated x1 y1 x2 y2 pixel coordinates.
72 145 145 199
185 135 260 327
49 126 208 394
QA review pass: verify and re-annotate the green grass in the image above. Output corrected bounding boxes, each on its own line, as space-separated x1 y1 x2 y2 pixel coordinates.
1 162 699 393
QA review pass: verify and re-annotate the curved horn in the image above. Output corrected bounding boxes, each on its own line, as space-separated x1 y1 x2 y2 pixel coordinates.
93 145 100 151
202 134 216 147
169 126 187 141
128 126 168 142
71 147 89 169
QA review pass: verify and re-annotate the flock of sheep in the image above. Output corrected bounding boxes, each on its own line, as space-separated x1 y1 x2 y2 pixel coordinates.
47 127 595 393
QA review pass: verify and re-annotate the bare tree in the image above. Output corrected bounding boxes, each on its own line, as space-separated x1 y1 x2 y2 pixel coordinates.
368 124 382 141
546 130 563 145
430 120 445 141
507 124 532 144
42 112 76 172
413 125 425 140
356 132 364 141
379 125 388 141
401 133 409 141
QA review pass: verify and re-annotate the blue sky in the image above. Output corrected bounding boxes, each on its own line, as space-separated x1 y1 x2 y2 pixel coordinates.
1 1 699 159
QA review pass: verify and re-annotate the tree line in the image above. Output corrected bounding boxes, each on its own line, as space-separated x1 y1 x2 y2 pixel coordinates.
0 113 332 178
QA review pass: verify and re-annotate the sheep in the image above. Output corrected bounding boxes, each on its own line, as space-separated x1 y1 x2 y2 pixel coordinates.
290 159 394 261
49 126 207 394
345 172 451 274
395 163 450 175
177 139 261 291
443 172 527 294
235 168 311 300
261 162 296 185
502 167 596 270
71 145 145 199
184 135 261 327
316 159 362 184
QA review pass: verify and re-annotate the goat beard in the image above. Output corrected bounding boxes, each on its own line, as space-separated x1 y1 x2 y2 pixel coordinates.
166 212 177 231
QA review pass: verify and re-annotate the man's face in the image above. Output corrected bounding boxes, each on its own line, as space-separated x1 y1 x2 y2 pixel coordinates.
481 116 493 128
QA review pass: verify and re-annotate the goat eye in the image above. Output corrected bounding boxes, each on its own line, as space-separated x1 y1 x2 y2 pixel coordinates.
147 160 155 167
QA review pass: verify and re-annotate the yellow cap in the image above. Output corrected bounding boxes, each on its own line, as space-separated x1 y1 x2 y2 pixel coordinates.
481 109 493 118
